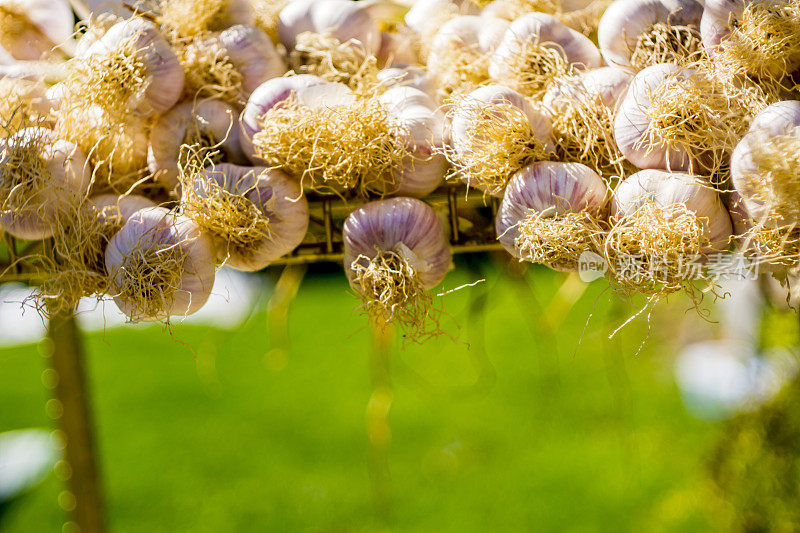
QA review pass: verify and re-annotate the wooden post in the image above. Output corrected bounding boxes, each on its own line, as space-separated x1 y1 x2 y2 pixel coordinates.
44 312 105 533
366 321 393 525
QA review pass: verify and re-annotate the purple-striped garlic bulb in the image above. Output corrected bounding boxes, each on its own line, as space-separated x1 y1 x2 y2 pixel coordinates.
597 0 704 70
730 100 800 226
496 162 608 271
239 74 331 161
606 169 732 292
0 0 75 61
488 13 602 98
425 15 510 96
156 0 255 37
0 127 91 240
449 84 553 196
149 100 247 191
67 18 185 118
613 62 750 175
379 86 447 197
105 207 217 322
701 0 800 86
181 163 309 271
343 197 451 337
543 66 633 176
177 24 286 105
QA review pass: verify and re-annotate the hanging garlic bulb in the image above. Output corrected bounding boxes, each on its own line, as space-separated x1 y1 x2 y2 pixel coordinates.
496 162 608 271
181 162 309 271
425 15 510 96
0 77 52 138
730 100 800 225
105 207 217 322
700 0 800 90
379 86 448 197
68 18 185 118
543 67 633 176
156 0 255 38
0 127 91 240
606 169 732 292
343 196 451 338
449 84 553 196
488 13 602 98
613 62 752 175
149 100 247 191
597 0 704 70
178 24 286 105
0 0 75 60
239 74 330 161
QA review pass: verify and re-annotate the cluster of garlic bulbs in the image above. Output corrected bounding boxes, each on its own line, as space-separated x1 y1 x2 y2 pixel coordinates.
0 0 798 338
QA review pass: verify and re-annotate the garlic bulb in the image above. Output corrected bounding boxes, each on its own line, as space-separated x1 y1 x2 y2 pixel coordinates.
488 13 602 98
74 13 121 58
179 24 286 104
149 100 247 190
449 84 553 196
239 74 330 161
343 196 450 335
0 127 91 240
405 0 477 39
73 18 184 117
182 162 309 271
607 169 732 291
496 162 608 271
597 0 704 69
377 66 438 101
278 0 382 54
730 100 800 225
0 0 75 60
105 207 217 322
379 86 447 197
425 15 510 95
157 0 255 37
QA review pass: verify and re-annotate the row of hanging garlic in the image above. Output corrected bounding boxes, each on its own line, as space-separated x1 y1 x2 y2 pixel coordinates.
0 0 798 340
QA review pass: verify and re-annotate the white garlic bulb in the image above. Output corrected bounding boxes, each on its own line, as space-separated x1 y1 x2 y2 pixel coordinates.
105 206 217 322
0 127 91 240
278 0 382 54
597 0 703 69
0 0 75 60
183 162 309 271
149 100 247 190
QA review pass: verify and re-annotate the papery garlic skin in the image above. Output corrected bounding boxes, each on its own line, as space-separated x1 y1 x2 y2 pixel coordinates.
598 0 703 68
217 24 286 98
278 0 381 54
613 62 696 171
343 197 451 290
105 207 217 322
0 127 91 240
187 163 309 271
730 100 800 223
82 18 185 117
239 74 336 161
379 86 448 197
543 66 633 113
613 169 733 250
0 0 75 60
148 100 247 190
496 162 608 259
488 13 603 84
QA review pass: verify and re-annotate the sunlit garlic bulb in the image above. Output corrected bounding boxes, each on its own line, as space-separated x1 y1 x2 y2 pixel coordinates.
178 24 286 104
496 162 608 271
343 197 451 339
157 0 255 38
105 207 217 322
181 162 309 271
75 13 122 58
449 84 553 196
606 169 732 292
0 127 91 240
379 86 448 197
597 0 704 69
0 0 75 61
404 0 478 41
730 100 800 225
149 100 247 191
488 13 602 98
71 18 185 117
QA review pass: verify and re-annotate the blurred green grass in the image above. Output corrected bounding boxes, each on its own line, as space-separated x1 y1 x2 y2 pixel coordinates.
0 260 721 532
